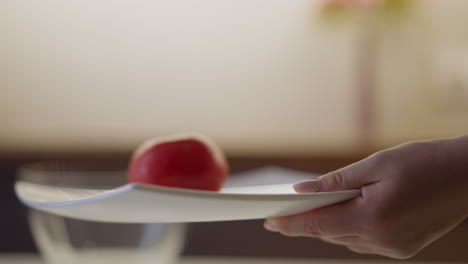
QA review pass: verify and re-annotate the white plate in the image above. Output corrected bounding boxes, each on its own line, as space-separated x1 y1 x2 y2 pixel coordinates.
15 180 360 223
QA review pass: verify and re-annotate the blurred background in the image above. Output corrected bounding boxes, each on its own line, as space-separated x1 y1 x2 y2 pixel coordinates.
1 0 467 262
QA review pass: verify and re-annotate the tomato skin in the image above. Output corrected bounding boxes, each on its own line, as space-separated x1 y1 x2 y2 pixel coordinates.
128 138 228 191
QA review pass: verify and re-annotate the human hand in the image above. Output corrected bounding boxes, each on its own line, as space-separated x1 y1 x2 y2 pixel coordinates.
264 137 468 259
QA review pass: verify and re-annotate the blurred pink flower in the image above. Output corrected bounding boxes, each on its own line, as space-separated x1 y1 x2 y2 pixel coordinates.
321 0 378 7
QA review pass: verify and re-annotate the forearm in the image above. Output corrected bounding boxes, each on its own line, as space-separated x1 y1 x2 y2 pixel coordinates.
440 135 468 214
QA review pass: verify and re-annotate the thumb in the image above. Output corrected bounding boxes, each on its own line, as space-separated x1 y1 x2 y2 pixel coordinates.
294 159 376 193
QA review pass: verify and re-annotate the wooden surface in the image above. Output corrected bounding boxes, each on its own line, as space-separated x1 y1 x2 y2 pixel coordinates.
0 255 465 264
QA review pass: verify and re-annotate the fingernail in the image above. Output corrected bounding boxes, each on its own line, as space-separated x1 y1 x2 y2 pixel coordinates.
264 220 279 232
293 180 322 193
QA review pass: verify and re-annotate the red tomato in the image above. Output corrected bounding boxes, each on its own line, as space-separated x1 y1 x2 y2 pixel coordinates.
128 135 228 191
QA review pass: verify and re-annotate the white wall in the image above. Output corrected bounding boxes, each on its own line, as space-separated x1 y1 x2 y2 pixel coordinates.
374 0 468 147
1 0 467 155
0 0 359 154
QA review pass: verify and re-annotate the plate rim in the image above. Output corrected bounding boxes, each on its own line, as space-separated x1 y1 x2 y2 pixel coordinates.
15 181 361 209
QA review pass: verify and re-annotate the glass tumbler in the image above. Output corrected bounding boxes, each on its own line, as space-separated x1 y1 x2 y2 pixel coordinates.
18 160 186 264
